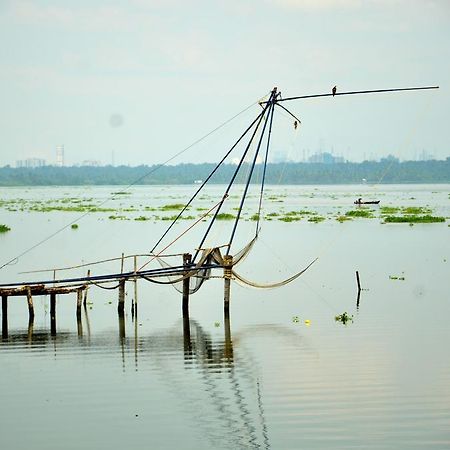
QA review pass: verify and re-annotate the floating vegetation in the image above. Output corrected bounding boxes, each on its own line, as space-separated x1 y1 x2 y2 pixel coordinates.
216 213 235 220
292 316 300 323
214 321 220 328
402 206 432 215
308 216 325 223
278 215 301 222
111 191 130 195
71 224 79 229
345 209 375 218
384 215 445 224
250 213 260 221
134 216 151 221
380 206 400 214
160 203 186 211
336 215 352 222
389 275 405 280
266 212 279 217
0 224 11 233
108 215 128 220
335 312 353 324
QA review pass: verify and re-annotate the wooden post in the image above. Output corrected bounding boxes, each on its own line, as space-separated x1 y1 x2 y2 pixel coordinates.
120 252 125 273
133 255 138 318
356 271 361 292
76 288 83 320
2 295 7 339
26 287 34 321
50 293 56 336
182 253 192 317
118 279 125 315
83 270 90 306
223 255 233 315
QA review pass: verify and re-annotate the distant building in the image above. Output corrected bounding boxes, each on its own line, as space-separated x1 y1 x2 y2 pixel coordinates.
16 158 46 168
81 160 102 167
307 152 345 164
56 145 65 167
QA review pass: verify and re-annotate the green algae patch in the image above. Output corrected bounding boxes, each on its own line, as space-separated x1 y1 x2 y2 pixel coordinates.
216 213 235 220
335 312 353 324
278 215 302 222
0 224 11 233
380 206 400 214
402 206 432 215
134 216 151 221
345 209 375 218
160 203 186 211
336 216 352 222
71 224 79 229
308 216 325 223
384 215 445 224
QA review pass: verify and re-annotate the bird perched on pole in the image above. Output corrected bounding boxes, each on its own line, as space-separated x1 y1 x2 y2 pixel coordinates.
332 85 337 97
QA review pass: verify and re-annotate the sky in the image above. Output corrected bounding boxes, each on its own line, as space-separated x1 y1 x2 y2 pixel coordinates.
0 0 449 166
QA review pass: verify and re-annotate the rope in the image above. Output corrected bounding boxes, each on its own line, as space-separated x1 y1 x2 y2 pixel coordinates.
0 97 262 272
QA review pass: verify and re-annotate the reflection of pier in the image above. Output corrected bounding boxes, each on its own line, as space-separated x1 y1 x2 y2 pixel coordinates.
1 303 270 449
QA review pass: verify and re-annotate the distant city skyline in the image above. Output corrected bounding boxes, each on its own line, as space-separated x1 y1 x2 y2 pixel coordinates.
0 1 448 167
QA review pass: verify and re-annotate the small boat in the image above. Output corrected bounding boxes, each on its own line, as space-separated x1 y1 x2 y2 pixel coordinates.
354 198 380 205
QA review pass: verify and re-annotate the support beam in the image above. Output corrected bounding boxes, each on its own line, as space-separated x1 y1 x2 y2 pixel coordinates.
182 253 192 317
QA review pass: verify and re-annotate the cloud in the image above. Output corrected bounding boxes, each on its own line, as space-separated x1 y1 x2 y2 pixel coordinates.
268 0 362 10
7 1 143 32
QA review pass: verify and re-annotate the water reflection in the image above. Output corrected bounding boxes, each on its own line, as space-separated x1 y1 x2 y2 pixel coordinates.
1 306 271 449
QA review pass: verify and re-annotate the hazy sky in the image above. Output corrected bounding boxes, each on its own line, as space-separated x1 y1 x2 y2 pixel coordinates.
0 0 448 166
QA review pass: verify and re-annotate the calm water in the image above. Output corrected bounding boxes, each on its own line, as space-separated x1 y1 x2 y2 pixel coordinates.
1 184 449 449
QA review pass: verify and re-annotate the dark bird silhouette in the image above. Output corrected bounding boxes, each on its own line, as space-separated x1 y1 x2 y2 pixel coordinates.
332 85 337 97
294 120 298 130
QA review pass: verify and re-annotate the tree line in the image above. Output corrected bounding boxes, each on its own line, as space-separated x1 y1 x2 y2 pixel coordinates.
0 159 449 186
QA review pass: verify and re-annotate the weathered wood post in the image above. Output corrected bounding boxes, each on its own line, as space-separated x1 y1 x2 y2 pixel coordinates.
76 288 83 320
50 292 56 336
118 279 125 316
26 287 34 321
83 270 90 307
2 295 8 339
132 255 138 318
223 255 233 315
182 253 192 317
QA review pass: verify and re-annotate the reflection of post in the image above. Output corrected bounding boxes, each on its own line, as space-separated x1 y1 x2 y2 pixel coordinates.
77 312 83 337
2 295 7 339
224 310 233 361
50 293 56 336
118 313 126 340
27 316 34 342
118 280 125 316
182 253 192 317
223 255 233 315
183 313 192 355
26 287 34 321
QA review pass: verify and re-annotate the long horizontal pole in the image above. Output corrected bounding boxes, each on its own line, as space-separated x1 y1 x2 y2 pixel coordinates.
260 86 439 104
